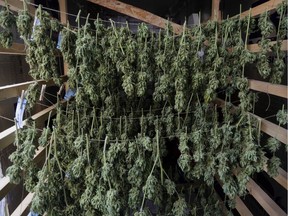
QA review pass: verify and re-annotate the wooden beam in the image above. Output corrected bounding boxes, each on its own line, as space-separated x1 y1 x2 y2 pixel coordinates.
11 192 34 216
235 196 253 216
250 113 287 145
214 98 288 145
246 178 286 216
58 0 69 91
247 40 288 53
0 176 14 201
233 0 283 19
0 43 26 55
0 104 57 150
0 76 67 101
248 80 288 99
86 0 183 34
58 0 68 24
0 0 36 16
211 0 221 21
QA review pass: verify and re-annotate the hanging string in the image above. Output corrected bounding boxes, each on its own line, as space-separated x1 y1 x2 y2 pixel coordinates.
0 115 14 123
0 115 43 132
25 1 196 28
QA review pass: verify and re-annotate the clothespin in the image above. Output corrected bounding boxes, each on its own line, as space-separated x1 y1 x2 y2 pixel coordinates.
39 84 47 101
20 90 25 107
30 16 40 40
15 90 27 129
56 32 62 49
57 84 64 96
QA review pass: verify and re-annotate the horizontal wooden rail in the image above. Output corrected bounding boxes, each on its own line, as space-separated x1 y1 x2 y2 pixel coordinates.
235 196 253 216
250 113 287 145
233 0 283 19
263 156 288 190
0 146 45 200
247 40 288 53
11 192 34 216
0 43 26 55
0 104 57 150
0 76 67 101
0 176 13 201
214 98 288 145
231 168 286 216
248 80 288 99
246 178 286 216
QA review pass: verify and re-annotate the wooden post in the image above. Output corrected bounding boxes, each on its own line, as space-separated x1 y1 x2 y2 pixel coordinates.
211 0 221 21
58 0 69 91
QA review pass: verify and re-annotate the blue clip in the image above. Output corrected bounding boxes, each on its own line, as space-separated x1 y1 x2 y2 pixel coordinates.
64 89 76 101
15 90 27 129
57 33 62 49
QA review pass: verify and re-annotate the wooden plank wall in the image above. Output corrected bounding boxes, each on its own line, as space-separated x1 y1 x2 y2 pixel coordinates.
0 0 286 215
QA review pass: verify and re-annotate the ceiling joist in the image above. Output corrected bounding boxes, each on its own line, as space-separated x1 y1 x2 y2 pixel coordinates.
87 0 183 34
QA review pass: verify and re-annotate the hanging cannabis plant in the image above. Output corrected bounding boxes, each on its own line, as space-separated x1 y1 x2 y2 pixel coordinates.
0 2 15 48
6 2 287 215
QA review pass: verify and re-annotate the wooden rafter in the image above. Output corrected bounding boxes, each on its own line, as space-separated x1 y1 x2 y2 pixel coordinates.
0 43 26 55
235 196 253 216
233 0 283 19
58 0 69 91
0 76 67 102
214 98 288 189
247 40 288 53
11 192 34 216
86 0 183 34
248 80 288 99
250 112 287 145
0 176 13 200
214 98 288 145
245 178 286 216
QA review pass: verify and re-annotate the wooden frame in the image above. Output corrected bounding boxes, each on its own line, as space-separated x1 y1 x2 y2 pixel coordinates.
249 80 288 99
235 196 253 216
0 0 286 215
245 178 286 216
233 0 283 19
247 40 288 53
11 192 34 216
0 76 67 102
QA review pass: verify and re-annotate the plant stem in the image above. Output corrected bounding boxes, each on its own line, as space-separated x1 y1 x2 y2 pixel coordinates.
103 136 112 189
90 107 95 137
86 134 91 166
156 130 164 185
